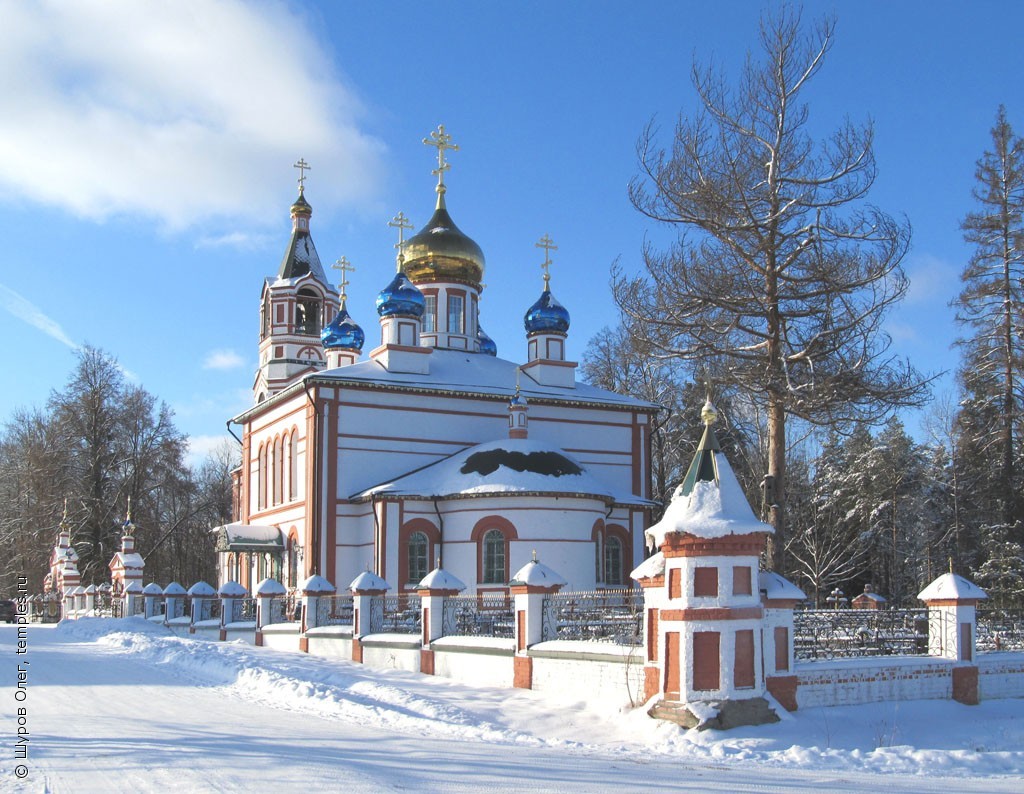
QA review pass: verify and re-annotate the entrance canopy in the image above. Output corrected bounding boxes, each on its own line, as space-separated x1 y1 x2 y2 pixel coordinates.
211 523 284 553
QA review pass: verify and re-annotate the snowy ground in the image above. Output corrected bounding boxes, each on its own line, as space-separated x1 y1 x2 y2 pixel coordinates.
1 620 1023 793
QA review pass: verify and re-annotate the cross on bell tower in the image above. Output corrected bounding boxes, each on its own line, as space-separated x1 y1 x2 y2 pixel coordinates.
294 158 311 194
388 211 414 272
536 234 558 289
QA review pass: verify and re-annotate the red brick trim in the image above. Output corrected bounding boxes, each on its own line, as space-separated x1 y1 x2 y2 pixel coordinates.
762 598 802 609
513 655 533 689
660 606 763 621
420 649 435 675
637 575 665 589
952 666 979 705
660 532 767 557
644 665 660 702
924 598 981 606
298 636 309 653
255 631 264 647
369 343 432 356
766 675 799 711
352 637 363 663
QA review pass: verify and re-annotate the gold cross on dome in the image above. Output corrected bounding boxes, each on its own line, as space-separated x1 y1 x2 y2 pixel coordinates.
293 158 311 192
535 234 558 287
388 211 414 271
423 125 459 188
332 256 355 303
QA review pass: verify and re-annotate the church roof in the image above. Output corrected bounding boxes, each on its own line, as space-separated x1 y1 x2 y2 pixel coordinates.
353 436 648 505
277 228 327 282
211 523 284 552
300 349 657 411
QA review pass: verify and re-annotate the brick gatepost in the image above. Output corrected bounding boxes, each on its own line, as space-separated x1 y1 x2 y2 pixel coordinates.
918 572 987 706
349 571 390 663
416 567 467 676
509 557 566 690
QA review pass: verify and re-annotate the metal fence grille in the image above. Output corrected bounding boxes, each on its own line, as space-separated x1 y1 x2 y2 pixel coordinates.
369 595 421 634
165 598 186 620
228 598 256 623
315 595 354 627
541 589 643 645
441 594 514 638
794 608 930 661
194 598 221 622
977 608 1024 652
266 594 301 624
131 597 145 616
111 598 124 618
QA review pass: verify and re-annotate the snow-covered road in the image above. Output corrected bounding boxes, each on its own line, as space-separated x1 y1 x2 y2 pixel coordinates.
1 620 1022 793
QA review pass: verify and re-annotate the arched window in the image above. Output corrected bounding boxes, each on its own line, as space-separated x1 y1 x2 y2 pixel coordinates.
604 536 623 586
274 436 284 504
482 530 506 585
261 293 271 339
289 431 298 500
257 444 267 510
408 531 429 586
296 288 322 335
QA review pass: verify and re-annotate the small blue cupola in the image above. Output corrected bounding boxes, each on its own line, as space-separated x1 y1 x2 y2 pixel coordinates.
376 272 425 318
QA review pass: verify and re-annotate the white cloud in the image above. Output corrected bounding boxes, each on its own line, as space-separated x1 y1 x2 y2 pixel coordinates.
203 349 246 370
0 283 79 349
195 231 275 251
186 433 236 469
902 253 961 306
0 0 386 232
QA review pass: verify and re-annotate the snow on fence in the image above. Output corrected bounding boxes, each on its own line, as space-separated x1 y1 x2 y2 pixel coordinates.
369 595 421 634
541 589 643 645
315 594 354 627
441 594 514 638
976 608 1024 652
794 608 931 661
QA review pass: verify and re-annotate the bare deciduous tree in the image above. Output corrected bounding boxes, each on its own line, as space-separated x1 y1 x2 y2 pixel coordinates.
614 8 930 569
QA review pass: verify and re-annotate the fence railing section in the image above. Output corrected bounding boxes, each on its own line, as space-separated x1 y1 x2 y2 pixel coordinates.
541 589 643 646
315 594 354 628
111 598 124 619
131 597 145 617
228 598 256 624
369 595 421 634
266 593 301 625
794 608 930 661
165 598 186 620
442 594 514 638
194 598 221 623
976 608 1024 652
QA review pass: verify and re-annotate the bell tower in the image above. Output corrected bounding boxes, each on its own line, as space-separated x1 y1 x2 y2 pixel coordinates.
254 159 339 403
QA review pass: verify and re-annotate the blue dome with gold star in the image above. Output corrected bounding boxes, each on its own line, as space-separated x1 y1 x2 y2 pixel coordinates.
321 303 365 351
477 325 497 356
524 289 570 334
376 272 425 318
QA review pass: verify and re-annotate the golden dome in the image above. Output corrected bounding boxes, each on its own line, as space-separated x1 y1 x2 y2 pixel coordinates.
402 194 485 287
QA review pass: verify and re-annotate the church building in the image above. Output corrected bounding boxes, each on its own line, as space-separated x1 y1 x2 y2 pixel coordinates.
213 127 657 595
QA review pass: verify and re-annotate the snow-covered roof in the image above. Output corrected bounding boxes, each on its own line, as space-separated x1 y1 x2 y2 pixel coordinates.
212 523 284 552
66 586 84 596
646 421 772 547
417 568 466 592
125 581 144 594
759 571 806 602
84 584 97 594
143 583 164 596
918 573 987 602
254 578 288 597
237 349 657 424
349 571 390 592
853 591 887 603
111 552 145 569
631 551 666 581
300 574 336 594
354 437 648 506
163 582 186 596
509 559 567 588
187 581 217 597
219 581 248 597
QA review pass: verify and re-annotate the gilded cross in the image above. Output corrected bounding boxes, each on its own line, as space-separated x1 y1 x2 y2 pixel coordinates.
294 158 311 191
423 125 458 187
332 256 355 303
388 211 414 271
535 234 558 287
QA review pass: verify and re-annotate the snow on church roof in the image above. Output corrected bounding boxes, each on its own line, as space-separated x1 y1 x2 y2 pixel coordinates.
645 403 772 547
353 437 648 505
305 349 657 411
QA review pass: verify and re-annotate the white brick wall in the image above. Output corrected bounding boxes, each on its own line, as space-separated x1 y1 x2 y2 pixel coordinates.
978 652 1024 699
796 657 953 708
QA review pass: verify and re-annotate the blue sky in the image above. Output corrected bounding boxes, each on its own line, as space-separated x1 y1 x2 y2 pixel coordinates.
0 0 1021 464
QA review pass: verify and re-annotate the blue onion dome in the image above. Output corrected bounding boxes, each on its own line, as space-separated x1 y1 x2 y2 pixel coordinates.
321 303 365 351
376 272 425 318
524 289 570 334
477 325 497 356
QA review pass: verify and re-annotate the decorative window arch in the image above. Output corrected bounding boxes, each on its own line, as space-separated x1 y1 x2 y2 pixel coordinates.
296 288 322 335
398 519 440 590
470 517 518 586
